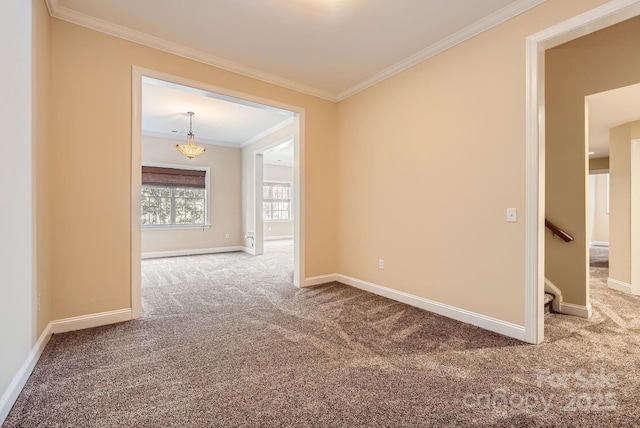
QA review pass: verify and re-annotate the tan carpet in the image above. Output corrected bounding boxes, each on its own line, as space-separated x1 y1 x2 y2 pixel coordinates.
4 241 640 427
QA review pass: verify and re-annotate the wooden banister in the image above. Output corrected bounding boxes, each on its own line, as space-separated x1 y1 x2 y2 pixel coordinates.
545 219 574 242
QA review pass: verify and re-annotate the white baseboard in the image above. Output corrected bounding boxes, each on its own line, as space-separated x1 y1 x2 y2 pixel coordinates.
142 246 244 259
607 278 631 294
264 235 293 241
0 322 53 425
0 308 134 424
242 247 256 255
50 308 132 334
558 302 592 319
544 277 592 318
335 274 526 342
590 241 609 247
304 274 338 287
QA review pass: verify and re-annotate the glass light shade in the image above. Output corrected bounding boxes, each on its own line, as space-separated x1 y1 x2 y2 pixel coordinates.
175 131 206 159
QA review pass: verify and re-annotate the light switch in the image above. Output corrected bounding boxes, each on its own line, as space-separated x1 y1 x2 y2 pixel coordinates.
507 208 517 223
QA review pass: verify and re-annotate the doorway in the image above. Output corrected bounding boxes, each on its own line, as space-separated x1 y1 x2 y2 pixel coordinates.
131 67 305 318
525 1 640 344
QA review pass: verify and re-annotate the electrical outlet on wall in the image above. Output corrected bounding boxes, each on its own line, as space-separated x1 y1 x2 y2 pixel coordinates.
225 233 230 239
378 259 384 270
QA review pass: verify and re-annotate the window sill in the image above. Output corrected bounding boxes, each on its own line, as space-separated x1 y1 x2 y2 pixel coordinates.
142 224 212 231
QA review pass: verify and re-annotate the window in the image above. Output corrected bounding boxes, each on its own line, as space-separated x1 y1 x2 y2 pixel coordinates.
141 166 207 227
263 182 291 221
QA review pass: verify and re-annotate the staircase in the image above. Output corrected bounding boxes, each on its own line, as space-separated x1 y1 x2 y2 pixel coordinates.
544 292 555 314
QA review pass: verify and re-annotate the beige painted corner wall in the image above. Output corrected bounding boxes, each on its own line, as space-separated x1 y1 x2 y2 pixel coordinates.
337 0 608 326
141 136 242 253
589 174 609 244
545 15 640 306
609 121 640 285
264 164 294 238
34 0 52 336
49 19 338 319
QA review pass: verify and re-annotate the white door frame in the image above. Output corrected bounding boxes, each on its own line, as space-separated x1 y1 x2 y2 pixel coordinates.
251 136 296 256
631 139 640 295
525 0 640 344
131 67 306 318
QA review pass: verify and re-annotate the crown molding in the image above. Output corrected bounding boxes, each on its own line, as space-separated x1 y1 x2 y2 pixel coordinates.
335 0 546 101
44 0 338 102
241 117 294 148
141 130 241 148
46 0 545 104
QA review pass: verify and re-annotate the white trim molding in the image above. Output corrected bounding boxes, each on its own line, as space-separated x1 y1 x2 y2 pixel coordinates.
44 1 335 101
544 277 592 318
264 235 294 241
50 309 132 334
0 324 53 424
242 247 256 256
46 0 544 103
607 278 631 294
142 246 244 260
558 302 593 319
631 139 640 295
0 309 135 424
337 0 545 101
304 274 338 287
590 241 609 247
335 274 526 341
241 117 294 148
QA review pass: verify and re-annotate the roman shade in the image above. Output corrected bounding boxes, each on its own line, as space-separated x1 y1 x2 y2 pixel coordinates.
141 166 206 189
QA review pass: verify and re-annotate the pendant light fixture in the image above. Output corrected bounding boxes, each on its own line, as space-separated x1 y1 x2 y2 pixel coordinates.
175 111 206 159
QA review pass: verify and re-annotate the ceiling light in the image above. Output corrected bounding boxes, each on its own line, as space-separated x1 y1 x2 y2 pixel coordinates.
175 112 206 159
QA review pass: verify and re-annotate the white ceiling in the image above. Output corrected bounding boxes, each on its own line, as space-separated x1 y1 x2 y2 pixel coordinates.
587 83 640 159
264 140 294 167
48 0 543 101
142 77 293 147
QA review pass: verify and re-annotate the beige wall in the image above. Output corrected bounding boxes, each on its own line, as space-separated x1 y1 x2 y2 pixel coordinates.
337 0 609 326
589 174 609 244
264 164 294 239
265 163 294 182
141 136 242 254
49 19 338 319
609 121 640 285
546 15 640 306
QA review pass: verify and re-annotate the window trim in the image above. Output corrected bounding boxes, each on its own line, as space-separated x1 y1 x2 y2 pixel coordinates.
141 161 211 229
263 180 292 222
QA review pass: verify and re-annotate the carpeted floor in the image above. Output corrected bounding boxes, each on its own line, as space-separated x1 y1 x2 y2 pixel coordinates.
5 240 640 427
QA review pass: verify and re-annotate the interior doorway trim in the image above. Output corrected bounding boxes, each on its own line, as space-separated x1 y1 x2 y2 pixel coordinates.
250 136 296 257
631 139 640 295
525 0 640 344
131 66 305 318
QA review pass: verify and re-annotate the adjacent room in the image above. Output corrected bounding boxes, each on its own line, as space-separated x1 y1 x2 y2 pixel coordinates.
137 75 298 314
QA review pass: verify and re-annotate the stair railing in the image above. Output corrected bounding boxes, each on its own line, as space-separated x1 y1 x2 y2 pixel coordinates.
545 219 574 242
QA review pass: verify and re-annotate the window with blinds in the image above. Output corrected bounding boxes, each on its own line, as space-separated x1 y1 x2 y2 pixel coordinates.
140 166 207 227
263 182 291 221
